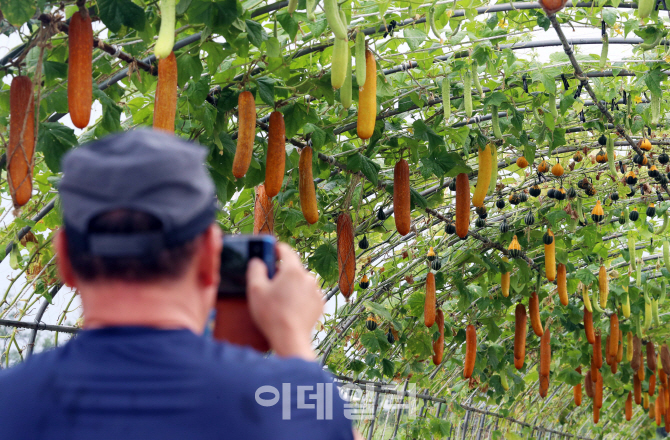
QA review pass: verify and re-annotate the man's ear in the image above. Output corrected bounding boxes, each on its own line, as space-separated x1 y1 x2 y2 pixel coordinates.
54 229 78 288
196 224 222 289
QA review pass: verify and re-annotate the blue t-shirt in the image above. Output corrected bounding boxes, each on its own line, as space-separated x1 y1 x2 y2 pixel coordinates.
0 327 353 440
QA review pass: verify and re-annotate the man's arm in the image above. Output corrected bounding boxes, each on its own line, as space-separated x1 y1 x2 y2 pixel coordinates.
246 243 324 361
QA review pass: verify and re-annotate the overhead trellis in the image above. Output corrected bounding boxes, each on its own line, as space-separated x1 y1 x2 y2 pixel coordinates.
2 0 670 438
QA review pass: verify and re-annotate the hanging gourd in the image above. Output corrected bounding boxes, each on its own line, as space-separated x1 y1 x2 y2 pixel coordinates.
464 324 477 378
524 210 535 226
557 263 568 306
648 203 657 218
501 257 510 298
233 91 257 179
537 159 550 173
337 212 356 300
539 0 568 15
529 291 544 337
516 156 529 168
357 49 377 140
299 146 319 224
555 187 567 201
551 161 564 177
455 173 470 239
649 165 660 179
573 151 583 162
359 274 370 289
68 11 93 129
596 149 608 164
508 235 521 258
514 303 527 369
424 272 436 327
365 316 378 331
264 111 286 197
476 206 487 219
591 200 604 223
253 185 274 235
640 138 653 151
154 0 176 59
8 76 35 208
629 207 640 222
529 184 541 197
500 218 510 233
544 229 556 282
393 159 411 236
472 143 493 207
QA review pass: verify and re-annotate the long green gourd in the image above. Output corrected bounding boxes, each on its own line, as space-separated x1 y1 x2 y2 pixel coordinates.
154 0 176 59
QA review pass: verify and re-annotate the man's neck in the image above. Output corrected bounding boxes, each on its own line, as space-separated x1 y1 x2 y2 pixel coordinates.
78 279 207 334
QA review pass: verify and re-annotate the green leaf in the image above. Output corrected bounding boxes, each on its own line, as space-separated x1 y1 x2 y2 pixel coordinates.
202 42 226 76
643 66 664 97
37 122 78 173
381 358 395 377
364 301 393 321
404 28 427 51
308 244 338 283
0 0 36 27
276 11 299 41
360 332 381 352
254 77 275 106
245 19 267 48
410 188 428 210
557 368 582 386
98 0 146 33
420 148 472 178
93 89 122 134
177 55 204 88
347 153 380 186
187 0 240 30
483 91 507 107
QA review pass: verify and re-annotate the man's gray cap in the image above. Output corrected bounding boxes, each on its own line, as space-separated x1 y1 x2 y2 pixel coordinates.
59 129 216 256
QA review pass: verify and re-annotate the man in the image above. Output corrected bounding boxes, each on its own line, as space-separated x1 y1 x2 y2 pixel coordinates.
0 130 359 439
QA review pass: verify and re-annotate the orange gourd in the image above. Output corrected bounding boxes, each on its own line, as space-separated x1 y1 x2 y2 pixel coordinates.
153 52 178 132
432 309 444 365
337 212 355 300
455 173 470 239
253 185 274 234
594 332 603 369
609 314 619 359
264 111 286 197
584 307 595 344
393 159 411 236
557 263 568 306
539 327 551 377
574 367 582 406
68 11 93 129
299 146 319 224
529 291 544 337
514 303 527 369
8 76 35 208
544 229 556 282
233 91 257 178
464 324 477 378
539 375 549 398
424 272 436 327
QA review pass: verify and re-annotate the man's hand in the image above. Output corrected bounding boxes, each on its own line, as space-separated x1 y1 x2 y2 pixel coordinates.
247 243 323 361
